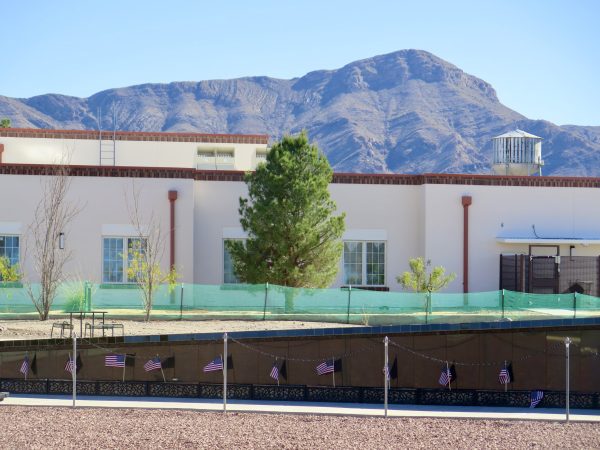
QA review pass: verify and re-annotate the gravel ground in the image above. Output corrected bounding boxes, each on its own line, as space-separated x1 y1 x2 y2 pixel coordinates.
0 406 598 449
0 319 354 340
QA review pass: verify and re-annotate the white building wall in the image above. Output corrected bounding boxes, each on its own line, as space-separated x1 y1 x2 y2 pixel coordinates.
0 174 195 283
330 184 423 289
3 167 600 293
0 136 267 170
422 184 600 293
193 180 248 284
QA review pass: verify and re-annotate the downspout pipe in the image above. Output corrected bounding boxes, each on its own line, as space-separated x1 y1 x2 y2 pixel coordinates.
168 190 178 270
461 196 472 293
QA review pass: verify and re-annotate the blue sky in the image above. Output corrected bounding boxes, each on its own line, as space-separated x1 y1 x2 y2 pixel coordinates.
1 0 598 125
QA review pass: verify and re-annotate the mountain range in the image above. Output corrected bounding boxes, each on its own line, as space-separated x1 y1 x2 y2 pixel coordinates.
1 49 599 175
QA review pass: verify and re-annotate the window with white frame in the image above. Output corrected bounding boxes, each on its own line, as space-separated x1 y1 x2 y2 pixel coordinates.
0 235 19 280
343 241 386 286
223 239 243 284
197 147 235 170
102 237 147 283
255 149 268 165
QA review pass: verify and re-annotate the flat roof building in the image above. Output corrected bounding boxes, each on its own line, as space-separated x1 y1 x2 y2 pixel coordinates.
2 128 600 295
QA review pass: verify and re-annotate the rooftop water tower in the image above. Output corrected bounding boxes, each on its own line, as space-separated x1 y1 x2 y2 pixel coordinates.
491 129 543 176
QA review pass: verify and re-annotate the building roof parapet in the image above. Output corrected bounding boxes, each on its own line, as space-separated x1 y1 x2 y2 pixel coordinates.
2 164 600 188
0 128 269 145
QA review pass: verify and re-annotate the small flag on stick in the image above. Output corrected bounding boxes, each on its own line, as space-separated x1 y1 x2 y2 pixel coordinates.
203 356 223 372
384 357 398 381
20 355 30 377
270 362 280 382
316 359 334 375
65 355 76 374
30 354 38 376
498 363 513 385
144 356 162 372
438 363 456 387
530 390 544 408
162 356 175 369
105 354 126 368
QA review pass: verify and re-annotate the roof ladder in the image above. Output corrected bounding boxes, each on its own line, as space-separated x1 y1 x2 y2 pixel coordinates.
97 106 117 166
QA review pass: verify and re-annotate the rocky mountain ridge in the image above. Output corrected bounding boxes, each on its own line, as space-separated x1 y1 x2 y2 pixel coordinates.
1 49 599 175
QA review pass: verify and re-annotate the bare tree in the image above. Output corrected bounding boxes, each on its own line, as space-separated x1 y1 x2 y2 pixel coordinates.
126 182 178 321
24 164 81 320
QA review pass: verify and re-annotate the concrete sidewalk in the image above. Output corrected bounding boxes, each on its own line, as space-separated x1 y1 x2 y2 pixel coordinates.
3 394 600 422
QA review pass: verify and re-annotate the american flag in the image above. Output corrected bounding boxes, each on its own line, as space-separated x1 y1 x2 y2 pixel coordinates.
270 363 279 381
383 363 390 381
65 355 76 374
498 367 511 385
144 357 162 372
203 356 223 372
530 390 544 408
20 355 29 376
316 359 335 375
438 365 452 386
105 354 126 368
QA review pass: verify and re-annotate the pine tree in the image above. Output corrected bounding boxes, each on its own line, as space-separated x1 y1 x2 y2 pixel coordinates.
227 132 345 310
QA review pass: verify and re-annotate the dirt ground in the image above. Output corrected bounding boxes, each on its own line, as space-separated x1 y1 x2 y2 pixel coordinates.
0 406 597 449
0 318 356 340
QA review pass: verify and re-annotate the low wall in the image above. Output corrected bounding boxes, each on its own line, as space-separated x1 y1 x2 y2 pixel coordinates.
1 318 599 404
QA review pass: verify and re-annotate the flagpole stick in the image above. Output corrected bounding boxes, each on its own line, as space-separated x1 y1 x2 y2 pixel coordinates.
122 355 126 383
332 357 335 388
25 351 28 381
72 333 77 409
384 336 389 418
158 354 166 383
565 337 571 423
447 361 451 392
223 333 228 413
504 360 507 393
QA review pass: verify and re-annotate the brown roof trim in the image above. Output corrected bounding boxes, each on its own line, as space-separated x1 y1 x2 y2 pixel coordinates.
0 128 269 145
331 172 600 188
2 164 600 188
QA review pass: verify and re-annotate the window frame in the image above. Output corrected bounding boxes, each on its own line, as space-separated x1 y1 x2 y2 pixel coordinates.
223 238 244 284
343 240 386 287
102 236 147 284
0 234 20 282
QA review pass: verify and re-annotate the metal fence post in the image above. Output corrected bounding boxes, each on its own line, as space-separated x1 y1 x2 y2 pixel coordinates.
565 337 571 422
346 285 352 324
179 283 184 320
223 332 228 413
263 282 269 320
573 292 577 319
384 336 389 417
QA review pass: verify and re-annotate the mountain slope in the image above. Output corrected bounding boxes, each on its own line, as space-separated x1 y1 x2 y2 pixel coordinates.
1 49 599 176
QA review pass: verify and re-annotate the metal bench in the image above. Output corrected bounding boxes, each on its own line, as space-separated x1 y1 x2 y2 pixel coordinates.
84 322 124 337
51 321 74 338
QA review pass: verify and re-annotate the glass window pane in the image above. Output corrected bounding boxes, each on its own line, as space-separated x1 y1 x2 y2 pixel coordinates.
223 239 241 284
102 238 124 283
366 241 385 285
0 235 19 280
343 241 363 285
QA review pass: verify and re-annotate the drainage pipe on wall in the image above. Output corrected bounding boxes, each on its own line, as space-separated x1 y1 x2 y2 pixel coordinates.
461 195 472 293
168 190 178 270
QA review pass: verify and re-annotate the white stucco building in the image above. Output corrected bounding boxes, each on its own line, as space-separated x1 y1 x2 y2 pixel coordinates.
2 128 600 295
